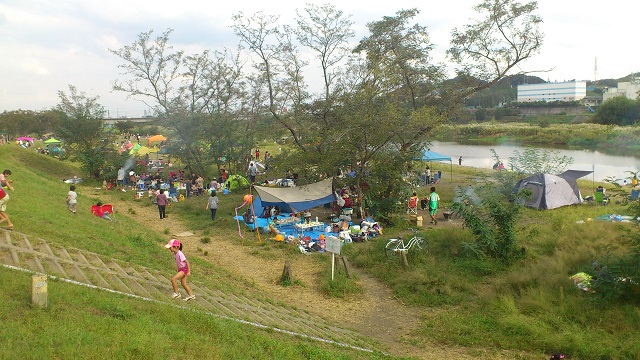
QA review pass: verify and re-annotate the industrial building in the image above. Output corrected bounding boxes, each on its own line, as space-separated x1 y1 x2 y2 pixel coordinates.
602 79 640 101
517 81 587 102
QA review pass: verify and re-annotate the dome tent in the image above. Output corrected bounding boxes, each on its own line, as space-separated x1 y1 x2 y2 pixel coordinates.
224 174 250 191
512 170 592 209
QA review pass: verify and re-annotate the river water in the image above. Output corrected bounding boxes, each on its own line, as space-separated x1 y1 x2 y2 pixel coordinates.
431 141 640 182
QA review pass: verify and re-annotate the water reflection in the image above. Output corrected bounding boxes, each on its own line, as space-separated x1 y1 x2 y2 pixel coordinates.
431 141 640 182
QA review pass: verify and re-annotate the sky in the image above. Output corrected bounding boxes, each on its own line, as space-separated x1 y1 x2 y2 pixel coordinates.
1 0 638 117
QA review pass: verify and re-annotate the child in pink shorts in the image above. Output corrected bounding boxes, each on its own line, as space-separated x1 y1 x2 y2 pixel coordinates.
164 239 195 301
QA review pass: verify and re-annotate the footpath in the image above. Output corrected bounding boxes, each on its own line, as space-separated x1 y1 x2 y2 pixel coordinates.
0 228 376 353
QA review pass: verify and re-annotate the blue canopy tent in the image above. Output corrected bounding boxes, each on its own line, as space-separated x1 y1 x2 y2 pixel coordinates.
239 178 335 233
420 150 453 181
254 178 335 212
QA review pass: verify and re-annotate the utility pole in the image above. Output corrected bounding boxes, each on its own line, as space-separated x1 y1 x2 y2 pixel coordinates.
594 57 598 83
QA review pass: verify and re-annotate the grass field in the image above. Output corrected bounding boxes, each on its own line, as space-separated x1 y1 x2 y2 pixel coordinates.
0 146 387 360
2 143 640 359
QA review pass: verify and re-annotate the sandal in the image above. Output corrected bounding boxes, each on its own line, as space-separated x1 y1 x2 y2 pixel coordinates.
3 226 14 230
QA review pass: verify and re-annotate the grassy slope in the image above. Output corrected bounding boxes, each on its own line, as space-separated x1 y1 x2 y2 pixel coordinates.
3 144 639 359
347 166 640 359
0 146 386 360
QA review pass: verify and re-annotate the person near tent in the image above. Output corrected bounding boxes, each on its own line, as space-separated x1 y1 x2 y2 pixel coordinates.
248 162 258 184
595 185 610 204
243 207 254 224
429 187 440 225
426 167 431 184
205 190 219 221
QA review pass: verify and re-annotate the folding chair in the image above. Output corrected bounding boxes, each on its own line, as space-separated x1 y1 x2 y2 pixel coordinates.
407 196 418 214
630 189 640 201
594 191 608 206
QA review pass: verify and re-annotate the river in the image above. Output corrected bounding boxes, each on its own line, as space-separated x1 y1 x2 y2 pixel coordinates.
431 141 640 182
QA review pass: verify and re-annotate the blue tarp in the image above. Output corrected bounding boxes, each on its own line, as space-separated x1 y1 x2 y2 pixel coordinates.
420 150 451 162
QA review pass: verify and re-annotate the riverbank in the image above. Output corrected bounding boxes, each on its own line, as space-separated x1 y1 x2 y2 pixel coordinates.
432 121 640 156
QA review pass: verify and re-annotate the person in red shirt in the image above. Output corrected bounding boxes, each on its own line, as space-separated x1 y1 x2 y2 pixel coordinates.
92 202 112 220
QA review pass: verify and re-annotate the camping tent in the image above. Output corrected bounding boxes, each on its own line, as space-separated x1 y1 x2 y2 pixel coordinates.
512 170 593 209
253 178 335 213
420 150 453 181
224 174 250 191
148 134 167 143
44 138 61 144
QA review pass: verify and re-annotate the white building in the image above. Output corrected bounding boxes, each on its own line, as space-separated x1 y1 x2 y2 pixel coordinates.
602 80 640 101
517 81 587 102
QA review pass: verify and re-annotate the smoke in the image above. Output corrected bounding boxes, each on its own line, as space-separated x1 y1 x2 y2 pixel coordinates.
123 157 136 173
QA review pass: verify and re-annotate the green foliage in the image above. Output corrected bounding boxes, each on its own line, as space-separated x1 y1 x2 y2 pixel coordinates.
493 107 519 120
594 96 640 125
452 189 522 262
55 85 111 178
0 109 62 136
589 230 640 304
504 148 574 175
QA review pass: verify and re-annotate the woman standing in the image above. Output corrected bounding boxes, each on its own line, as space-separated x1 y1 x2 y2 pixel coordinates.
156 189 168 220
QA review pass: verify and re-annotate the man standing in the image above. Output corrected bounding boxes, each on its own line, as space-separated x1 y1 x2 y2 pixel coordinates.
0 169 15 230
458 156 463 166
429 186 440 225
248 162 258 184
117 167 125 190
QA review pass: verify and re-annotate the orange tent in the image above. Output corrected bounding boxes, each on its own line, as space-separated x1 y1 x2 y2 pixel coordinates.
148 134 167 143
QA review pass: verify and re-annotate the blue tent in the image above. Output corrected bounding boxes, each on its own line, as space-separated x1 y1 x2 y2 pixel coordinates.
420 150 453 181
421 150 451 162
254 178 335 213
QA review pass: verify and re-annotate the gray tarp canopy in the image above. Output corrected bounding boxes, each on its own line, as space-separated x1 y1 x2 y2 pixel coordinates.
253 178 335 213
420 150 453 181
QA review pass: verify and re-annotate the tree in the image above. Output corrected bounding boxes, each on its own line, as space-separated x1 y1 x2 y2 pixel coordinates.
55 85 110 178
111 30 254 176
110 29 184 117
447 0 544 100
452 185 523 262
294 3 354 103
506 148 574 175
354 8 444 111
594 96 640 125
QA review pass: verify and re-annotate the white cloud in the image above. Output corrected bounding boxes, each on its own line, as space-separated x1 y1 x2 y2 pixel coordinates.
1 0 639 114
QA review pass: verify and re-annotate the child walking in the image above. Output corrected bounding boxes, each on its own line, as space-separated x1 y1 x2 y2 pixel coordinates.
66 185 77 214
429 186 440 225
164 239 195 301
206 190 219 221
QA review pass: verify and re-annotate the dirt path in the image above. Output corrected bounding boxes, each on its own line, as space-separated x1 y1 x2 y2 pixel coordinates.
100 190 473 358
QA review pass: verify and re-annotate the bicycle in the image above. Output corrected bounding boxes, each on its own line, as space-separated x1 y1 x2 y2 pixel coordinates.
384 228 428 259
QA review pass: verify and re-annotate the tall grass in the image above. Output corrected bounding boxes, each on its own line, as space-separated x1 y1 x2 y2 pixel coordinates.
347 166 640 359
